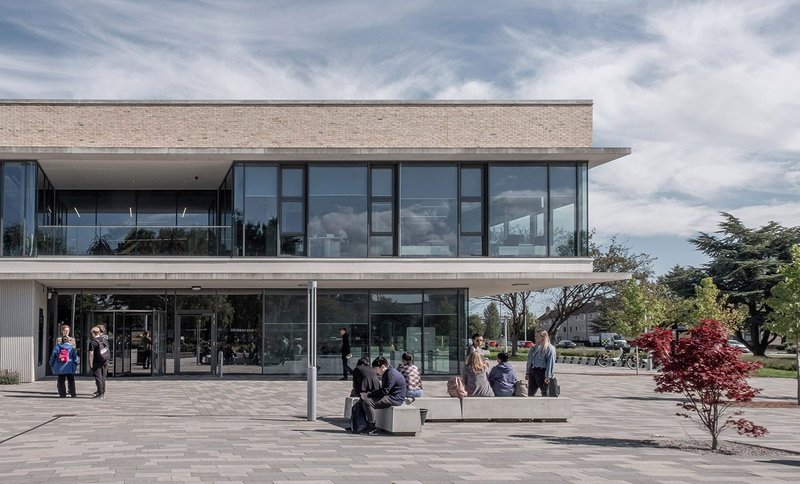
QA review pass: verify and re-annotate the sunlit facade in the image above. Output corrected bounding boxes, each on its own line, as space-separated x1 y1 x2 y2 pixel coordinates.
0 100 629 381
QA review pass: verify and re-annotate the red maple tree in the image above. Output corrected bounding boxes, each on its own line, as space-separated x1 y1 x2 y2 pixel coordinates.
634 319 767 450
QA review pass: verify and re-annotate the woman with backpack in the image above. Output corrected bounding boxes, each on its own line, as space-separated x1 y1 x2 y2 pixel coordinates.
49 336 79 398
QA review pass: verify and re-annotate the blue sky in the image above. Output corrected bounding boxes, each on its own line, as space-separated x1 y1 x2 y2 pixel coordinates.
1 0 799 276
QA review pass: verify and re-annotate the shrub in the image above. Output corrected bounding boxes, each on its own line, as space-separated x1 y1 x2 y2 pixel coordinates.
0 369 20 385
742 355 797 372
635 320 767 450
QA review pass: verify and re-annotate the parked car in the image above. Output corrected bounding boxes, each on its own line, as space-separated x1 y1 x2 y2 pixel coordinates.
516 340 535 348
556 340 577 349
726 339 750 353
488 340 498 347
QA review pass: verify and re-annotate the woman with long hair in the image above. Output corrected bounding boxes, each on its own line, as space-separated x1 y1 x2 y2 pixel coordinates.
525 329 556 396
461 350 494 397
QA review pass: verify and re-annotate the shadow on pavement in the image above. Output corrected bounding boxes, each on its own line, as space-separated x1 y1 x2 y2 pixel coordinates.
759 459 800 467
511 434 656 449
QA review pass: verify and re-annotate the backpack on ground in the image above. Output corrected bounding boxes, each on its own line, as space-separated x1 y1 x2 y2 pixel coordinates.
546 376 560 397
513 379 528 397
58 347 70 363
350 399 368 433
447 376 467 399
97 339 110 363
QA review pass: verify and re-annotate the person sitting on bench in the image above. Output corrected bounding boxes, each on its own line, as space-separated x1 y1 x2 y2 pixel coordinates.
361 356 407 435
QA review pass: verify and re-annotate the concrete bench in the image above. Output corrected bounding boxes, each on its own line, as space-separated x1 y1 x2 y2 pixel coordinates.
411 397 462 421
343 397 422 435
461 397 572 422
375 405 422 436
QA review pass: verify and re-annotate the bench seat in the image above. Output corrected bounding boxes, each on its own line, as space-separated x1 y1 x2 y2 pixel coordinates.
375 405 421 435
410 397 462 421
461 396 572 422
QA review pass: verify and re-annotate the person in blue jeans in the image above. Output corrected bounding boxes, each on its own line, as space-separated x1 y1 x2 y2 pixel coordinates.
49 336 79 398
488 352 517 396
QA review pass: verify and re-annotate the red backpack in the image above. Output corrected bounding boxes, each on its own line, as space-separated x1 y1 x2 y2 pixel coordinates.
58 347 70 363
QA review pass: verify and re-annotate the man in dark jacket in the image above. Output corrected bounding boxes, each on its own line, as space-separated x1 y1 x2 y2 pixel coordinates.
339 327 353 381
351 356 380 397
361 356 407 435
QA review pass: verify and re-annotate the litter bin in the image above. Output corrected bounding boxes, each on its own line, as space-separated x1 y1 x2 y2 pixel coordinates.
419 408 428 425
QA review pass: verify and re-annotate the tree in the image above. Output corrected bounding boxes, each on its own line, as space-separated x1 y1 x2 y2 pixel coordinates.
765 244 800 405
481 292 533 355
682 213 800 355
468 314 485 338
542 234 654 338
482 303 501 340
634 320 767 450
690 277 747 331
608 280 665 338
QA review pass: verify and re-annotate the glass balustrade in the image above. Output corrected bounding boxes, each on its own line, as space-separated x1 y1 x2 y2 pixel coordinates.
36 225 233 256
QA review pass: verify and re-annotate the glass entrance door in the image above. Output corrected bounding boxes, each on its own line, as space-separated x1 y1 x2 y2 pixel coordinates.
176 312 217 374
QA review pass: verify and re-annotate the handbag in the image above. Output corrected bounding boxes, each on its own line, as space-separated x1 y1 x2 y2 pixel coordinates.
546 376 560 397
513 379 528 397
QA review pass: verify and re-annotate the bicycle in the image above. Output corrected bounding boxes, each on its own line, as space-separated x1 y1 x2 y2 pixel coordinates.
595 349 640 369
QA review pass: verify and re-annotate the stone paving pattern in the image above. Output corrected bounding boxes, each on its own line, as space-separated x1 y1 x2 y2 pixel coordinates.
1 363 798 483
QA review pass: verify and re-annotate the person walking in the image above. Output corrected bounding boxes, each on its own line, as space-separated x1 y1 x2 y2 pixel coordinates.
88 326 110 399
140 330 152 369
339 327 353 380
49 336 79 398
525 329 556 396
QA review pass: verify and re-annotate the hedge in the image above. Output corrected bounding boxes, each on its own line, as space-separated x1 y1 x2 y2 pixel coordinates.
0 369 20 385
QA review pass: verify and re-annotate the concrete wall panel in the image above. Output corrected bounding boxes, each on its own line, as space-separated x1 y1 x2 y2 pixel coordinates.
0 281 40 382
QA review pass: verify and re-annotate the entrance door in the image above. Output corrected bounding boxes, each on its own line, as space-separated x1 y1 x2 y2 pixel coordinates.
176 312 217 374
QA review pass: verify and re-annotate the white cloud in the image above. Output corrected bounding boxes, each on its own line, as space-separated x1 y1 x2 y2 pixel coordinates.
0 0 798 255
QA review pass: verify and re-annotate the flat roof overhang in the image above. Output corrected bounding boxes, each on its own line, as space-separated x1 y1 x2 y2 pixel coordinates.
0 146 631 170
0 258 631 297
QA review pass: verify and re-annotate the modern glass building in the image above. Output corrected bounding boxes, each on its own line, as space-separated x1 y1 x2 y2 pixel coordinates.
0 100 630 381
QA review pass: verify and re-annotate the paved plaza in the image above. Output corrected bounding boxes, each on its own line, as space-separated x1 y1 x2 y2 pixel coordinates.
1 362 798 483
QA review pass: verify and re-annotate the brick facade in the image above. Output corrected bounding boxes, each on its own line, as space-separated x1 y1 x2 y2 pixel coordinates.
0 101 592 149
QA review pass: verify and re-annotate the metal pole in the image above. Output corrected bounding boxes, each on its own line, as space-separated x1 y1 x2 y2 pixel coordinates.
218 350 224 378
307 281 318 421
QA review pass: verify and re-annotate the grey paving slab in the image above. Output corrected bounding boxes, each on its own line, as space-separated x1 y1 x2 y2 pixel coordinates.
0 364 798 483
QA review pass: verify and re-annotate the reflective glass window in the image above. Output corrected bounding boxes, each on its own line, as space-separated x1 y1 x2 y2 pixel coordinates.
399 165 457 257
578 163 589 256
243 164 278 256
423 291 461 374
489 165 547 257
308 166 368 258
281 201 304 233
460 201 482 234
318 292 369 374
460 167 482 198
281 168 303 197
136 192 176 226
370 291 423 367
2 163 31 255
96 191 136 227
371 168 393 197
370 202 393 233
263 292 308 375
550 165 578 257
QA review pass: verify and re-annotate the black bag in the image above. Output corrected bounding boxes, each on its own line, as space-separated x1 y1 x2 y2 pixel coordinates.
97 338 110 364
351 400 368 433
546 376 560 397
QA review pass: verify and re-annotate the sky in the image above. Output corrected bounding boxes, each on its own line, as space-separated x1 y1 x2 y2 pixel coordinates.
1 0 799 276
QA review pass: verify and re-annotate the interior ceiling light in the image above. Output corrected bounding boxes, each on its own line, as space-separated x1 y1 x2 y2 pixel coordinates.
129 207 133 218
73 207 80 218
191 286 202 291
181 207 187 218
512 283 529 286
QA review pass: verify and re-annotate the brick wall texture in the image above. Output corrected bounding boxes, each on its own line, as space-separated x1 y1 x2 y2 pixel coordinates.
0 102 592 149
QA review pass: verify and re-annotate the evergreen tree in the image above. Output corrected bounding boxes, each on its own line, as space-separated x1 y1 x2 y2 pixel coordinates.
765 244 800 404
671 213 800 355
483 303 502 340
468 314 485 338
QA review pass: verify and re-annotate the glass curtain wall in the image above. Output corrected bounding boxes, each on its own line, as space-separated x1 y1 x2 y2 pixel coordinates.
1 161 36 256
549 164 578 257
489 165 548 257
399 165 457 257
234 163 278 256
317 292 369 374
308 166 368 257
263 291 308 375
459 166 484 256
369 166 395 256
